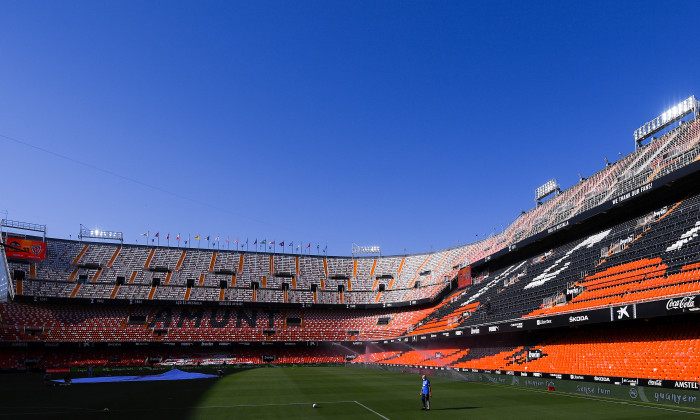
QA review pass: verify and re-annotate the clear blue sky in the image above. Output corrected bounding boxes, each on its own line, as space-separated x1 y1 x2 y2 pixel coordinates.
1 1 699 255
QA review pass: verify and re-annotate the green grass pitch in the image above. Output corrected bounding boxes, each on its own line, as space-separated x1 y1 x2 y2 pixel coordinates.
1 367 698 419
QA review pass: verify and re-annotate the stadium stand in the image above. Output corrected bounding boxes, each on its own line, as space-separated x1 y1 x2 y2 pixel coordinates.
355 316 699 382
2 111 700 395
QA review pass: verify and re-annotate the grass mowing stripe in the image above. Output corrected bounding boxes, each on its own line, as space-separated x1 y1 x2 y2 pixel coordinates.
353 401 391 420
479 381 700 416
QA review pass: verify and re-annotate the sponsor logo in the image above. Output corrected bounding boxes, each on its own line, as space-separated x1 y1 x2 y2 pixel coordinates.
666 296 696 311
616 305 630 319
570 374 584 380
569 315 589 323
674 381 699 389
594 376 611 382
654 392 698 405
471 328 480 335
525 379 545 387
537 319 552 326
549 373 561 379
528 350 543 359
576 385 596 395
629 388 638 399
566 286 583 295
510 322 523 329
488 326 499 332
647 379 663 387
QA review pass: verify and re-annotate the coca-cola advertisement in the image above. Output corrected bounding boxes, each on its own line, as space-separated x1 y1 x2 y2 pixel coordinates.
624 294 700 319
665 296 697 312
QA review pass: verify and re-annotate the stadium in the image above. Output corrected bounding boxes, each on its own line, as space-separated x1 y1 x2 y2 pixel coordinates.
4 2 700 419
2 95 700 418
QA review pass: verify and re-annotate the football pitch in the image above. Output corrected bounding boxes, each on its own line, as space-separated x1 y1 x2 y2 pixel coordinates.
1 367 699 419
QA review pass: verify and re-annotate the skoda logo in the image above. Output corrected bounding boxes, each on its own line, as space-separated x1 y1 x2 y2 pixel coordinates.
629 388 638 399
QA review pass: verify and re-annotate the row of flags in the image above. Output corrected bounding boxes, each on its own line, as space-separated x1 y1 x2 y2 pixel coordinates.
137 231 327 253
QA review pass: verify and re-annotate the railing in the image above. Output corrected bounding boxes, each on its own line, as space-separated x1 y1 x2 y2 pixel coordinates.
0 243 11 301
1 219 46 234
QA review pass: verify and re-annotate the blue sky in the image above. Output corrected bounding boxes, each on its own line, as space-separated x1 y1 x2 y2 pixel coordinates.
1 1 699 256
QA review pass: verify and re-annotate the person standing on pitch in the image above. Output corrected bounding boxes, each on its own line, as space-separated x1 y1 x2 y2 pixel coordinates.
420 374 432 410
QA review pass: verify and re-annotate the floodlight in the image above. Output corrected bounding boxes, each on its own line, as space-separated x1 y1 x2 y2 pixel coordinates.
79 224 123 242
635 96 698 147
535 178 560 201
351 243 381 257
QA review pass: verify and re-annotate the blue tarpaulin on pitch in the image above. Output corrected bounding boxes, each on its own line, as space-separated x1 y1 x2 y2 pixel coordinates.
52 368 218 384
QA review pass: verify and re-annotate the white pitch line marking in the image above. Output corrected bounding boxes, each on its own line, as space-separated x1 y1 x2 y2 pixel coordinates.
354 400 391 420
